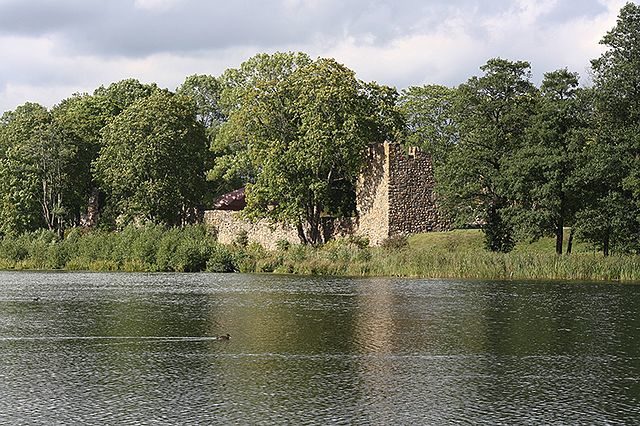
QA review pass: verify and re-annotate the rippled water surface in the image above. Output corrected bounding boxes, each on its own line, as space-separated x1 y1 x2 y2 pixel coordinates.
0 272 639 424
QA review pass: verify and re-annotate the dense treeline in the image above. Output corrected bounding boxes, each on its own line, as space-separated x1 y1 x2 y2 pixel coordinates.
1 2 639 257
403 3 640 256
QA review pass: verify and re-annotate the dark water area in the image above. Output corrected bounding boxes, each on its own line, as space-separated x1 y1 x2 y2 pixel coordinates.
0 272 639 424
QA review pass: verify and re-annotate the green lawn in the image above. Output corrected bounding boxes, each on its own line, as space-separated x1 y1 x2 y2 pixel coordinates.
408 228 594 255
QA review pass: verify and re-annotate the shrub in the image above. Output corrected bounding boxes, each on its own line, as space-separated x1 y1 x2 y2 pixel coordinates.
346 235 369 249
206 245 236 272
234 230 249 248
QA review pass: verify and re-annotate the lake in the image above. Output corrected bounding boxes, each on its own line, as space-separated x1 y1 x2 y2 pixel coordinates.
0 272 639 424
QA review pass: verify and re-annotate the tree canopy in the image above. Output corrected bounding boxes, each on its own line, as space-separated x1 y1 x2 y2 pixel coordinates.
213 53 401 244
94 91 208 227
1 2 640 256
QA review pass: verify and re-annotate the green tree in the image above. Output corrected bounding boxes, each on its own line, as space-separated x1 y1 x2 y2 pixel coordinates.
399 84 459 164
505 69 593 254
437 58 538 252
208 52 313 196
0 103 77 235
217 56 399 244
579 2 640 254
94 91 208 226
93 78 159 115
51 80 159 228
177 74 225 143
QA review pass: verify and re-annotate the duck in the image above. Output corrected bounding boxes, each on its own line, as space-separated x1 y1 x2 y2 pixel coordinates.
218 333 231 340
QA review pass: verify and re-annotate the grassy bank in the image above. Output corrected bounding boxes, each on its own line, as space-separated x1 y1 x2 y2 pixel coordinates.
0 226 638 282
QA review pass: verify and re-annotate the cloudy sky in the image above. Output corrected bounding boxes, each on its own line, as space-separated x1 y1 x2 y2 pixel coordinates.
0 0 634 113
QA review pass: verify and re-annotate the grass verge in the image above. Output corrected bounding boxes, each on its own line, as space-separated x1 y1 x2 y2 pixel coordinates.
0 226 636 282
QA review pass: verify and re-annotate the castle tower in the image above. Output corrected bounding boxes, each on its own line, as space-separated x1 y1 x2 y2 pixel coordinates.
356 142 446 245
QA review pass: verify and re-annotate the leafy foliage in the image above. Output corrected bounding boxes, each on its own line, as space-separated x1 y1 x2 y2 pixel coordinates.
213 53 402 244
437 58 538 252
581 2 640 254
0 103 81 235
94 91 208 226
399 84 459 164
504 69 592 254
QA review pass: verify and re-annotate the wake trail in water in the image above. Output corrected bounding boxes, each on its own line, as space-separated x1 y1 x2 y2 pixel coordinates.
0 336 227 343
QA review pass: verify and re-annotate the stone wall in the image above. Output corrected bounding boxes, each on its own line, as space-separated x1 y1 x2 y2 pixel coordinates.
355 142 447 245
204 210 300 250
388 144 447 235
355 143 390 245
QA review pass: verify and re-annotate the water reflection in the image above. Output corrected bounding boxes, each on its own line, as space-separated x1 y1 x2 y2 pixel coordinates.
0 272 639 424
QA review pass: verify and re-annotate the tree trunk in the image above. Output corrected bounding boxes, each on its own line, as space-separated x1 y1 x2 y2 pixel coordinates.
566 228 574 255
80 188 101 228
296 223 309 245
555 220 564 255
603 231 610 257
56 192 64 238
298 203 323 245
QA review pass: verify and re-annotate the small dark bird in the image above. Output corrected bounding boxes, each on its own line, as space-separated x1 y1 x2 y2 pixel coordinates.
32 297 40 302
218 334 230 340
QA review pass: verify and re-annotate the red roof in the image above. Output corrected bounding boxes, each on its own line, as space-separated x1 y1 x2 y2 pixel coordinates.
212 187 246 211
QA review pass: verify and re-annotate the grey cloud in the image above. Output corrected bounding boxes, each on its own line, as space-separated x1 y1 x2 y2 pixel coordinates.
540 0 608 24
0 0 594 58
0 0 101 36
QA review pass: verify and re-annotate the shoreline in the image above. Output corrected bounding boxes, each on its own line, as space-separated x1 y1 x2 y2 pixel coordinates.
1 226 639 283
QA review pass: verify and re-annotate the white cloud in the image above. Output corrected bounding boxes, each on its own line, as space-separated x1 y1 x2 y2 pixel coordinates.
133 0 181 12
0 0 635 113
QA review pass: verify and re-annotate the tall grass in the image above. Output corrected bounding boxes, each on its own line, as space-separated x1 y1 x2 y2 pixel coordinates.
0 225 239 273
0 227 638 282
255 241 640 282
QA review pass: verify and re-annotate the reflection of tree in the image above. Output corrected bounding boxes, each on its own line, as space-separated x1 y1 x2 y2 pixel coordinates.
474 281 638 422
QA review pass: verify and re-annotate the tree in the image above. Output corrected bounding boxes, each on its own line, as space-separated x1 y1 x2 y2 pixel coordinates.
50 80 160 228
579 2 640 254
0 103 77 235
437 58 538 252
94 91 208 226
208 52 313 196
505 69 592 254
216 55 400 244
93 78 159 115
399 84 459 164
176 74 225 143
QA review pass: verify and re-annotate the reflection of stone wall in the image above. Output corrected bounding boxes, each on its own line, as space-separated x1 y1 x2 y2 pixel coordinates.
204 210 300 250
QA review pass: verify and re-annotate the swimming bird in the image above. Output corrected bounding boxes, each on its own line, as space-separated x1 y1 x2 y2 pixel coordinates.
32 297 40 302
218 334 230 340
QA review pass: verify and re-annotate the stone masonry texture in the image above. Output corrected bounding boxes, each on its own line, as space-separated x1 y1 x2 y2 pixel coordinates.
205 142 448 247
356 142 448 245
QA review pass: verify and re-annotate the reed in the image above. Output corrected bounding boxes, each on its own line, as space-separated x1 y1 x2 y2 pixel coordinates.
0 227 638 282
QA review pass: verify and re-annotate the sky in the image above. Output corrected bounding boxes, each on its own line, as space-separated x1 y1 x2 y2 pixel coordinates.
0 0 635 114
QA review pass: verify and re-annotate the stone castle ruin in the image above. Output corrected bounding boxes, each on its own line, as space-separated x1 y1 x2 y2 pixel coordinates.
204 141 448 248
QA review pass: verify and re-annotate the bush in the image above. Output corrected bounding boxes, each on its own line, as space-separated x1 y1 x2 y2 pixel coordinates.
346 235 369 249
206 245 236 272
234 230 249 248
276 239 291 251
